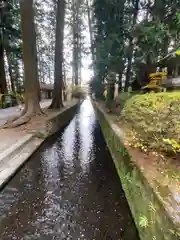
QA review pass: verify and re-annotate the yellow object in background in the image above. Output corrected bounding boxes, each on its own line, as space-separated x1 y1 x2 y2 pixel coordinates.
142 72 167 92
104 89 107 98
175 49 180 56
114 83 119 99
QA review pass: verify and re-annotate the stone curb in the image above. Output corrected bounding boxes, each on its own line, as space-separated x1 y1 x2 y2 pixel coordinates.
0 134 33 168
0 100 80 191
93 101 180 240
0 137 43 190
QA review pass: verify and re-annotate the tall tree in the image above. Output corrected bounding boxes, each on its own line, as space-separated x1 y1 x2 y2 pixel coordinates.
19 0 42 116
0 1 7 94
124 0 140 91
72 0 80 85
91 0 180 96
50 0 65 109
86 0 95 66
35 0 56 84
0 39 7 94
1 0 23 94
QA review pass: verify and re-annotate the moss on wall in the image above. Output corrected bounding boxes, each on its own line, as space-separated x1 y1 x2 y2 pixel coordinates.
94 103 180 240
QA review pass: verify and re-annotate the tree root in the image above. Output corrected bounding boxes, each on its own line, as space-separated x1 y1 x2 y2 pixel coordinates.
4 115 31 128
5 116 20 124
0 116 20 129
1 100 49 129
3 110 46 129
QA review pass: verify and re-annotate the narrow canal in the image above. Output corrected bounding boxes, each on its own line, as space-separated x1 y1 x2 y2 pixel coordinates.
0 99 139 240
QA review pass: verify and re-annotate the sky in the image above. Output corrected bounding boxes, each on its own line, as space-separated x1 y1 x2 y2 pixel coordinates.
80 23 93 83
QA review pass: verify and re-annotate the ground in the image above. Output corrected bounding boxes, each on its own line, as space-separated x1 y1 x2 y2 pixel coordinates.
0 99 51 126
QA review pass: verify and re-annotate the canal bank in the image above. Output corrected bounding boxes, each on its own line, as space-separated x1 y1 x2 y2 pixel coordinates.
0 100 80 191
0 99 139 239
93 101 180 240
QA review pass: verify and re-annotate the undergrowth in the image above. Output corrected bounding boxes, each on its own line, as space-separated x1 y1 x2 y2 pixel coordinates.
119 92 180 155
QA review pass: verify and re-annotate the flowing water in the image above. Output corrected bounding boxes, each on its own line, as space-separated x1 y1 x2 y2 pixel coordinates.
0 99 139 240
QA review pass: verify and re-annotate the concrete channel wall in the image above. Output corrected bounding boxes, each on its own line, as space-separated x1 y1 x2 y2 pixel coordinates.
44 101 80 136
0 100 80 191
93 102 179 240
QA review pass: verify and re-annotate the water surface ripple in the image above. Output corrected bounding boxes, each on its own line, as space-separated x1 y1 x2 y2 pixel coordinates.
0 99 139 240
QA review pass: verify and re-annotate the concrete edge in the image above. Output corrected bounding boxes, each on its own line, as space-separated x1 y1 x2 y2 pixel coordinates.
0 134 33 168
93 101 180 239
0 100 80 191
46 99 80 122
0 137 44 190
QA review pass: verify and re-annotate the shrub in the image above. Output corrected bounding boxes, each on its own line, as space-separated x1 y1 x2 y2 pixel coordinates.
120 92 180 155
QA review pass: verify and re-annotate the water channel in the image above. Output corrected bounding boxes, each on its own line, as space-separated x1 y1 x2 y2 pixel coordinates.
0 99 139 239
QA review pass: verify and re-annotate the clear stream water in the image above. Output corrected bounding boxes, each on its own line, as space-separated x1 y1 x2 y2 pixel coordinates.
0 99 139 240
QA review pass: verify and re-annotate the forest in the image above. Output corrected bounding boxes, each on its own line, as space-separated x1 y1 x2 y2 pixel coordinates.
1 0 180 118
0 0 89 121
91 0 180 96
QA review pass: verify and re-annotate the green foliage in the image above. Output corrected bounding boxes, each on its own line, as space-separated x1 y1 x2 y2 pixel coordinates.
89 77 105 100
93 0 180 91
1 1 21 55
148 202 156 213
121 92 180 155
139 215 149 228
169 229 180 237
163 138 180 153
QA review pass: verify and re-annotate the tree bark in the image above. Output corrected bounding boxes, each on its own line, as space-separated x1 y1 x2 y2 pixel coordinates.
63 67 67 101
86 0 95 64
6 51 15 93
72 0 80 86
14 59 22 93
118 72 123 93
0 40 7 94
125 0 139 91
20 0 42 115
50 0 65 109
79 32 82 85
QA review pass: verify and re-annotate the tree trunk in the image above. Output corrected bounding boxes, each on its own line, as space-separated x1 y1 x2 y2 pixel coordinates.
118 72 123 93
79 32 82 85
0 41 7 94
50 0 65 109
6 51 15 93
72 0 80 86
86 0 95 65
20 0 42 115
125 0 139 91
14 59 21 93
72 0 76 85
125 43 133 91
63 67 67 101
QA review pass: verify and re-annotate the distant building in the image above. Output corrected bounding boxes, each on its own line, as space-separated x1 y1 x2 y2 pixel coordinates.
157 50 180 90
40 84 53 99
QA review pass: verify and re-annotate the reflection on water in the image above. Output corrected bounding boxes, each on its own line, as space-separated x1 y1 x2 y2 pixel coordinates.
0 99 139 239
